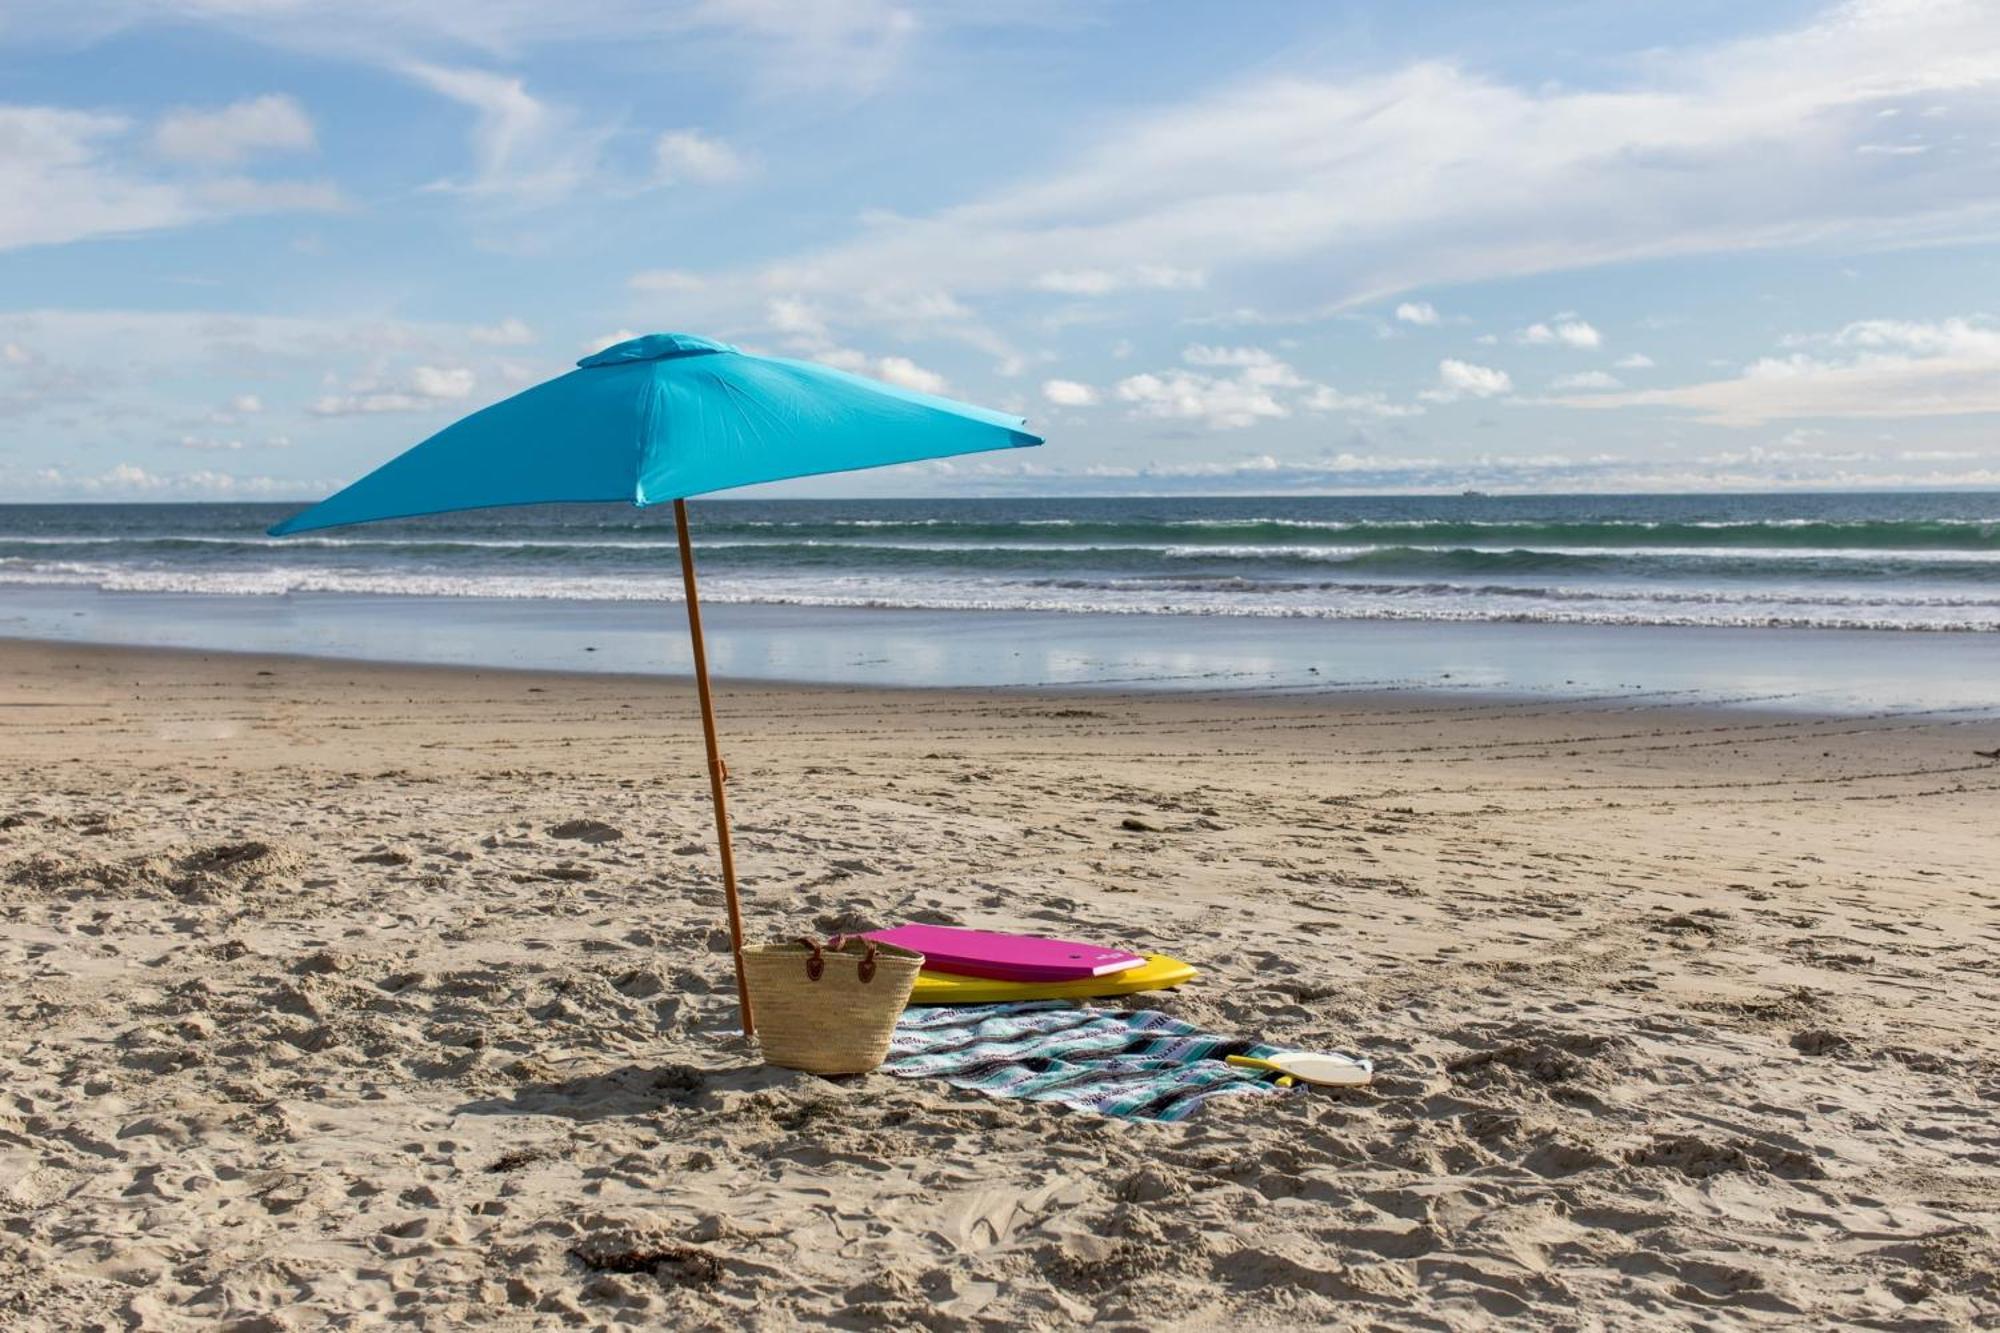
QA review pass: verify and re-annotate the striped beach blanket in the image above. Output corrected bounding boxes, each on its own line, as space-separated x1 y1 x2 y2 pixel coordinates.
883 1001 1292 1122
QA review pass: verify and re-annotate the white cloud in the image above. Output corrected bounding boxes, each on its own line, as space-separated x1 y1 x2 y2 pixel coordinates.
14 462 320 500
0 308 508 368
183 392 270 432
468 316 535 346
309 364 477 416
0 309 573 451
1116 369 1289 430
175 432 287 451
1832 317 1995 354
755 283 1011 371
1032 266 1206 296
1518 319 1602 349
933 442 2000 496
404 63 603 205
1614 353 1655 369
753 290 977 399
654 129 749 184
1031 270 1119 297
1548 316 2000 424
1182 344 1285 369
1112 344 1412 428
767 297 827 337
583 328 641 354
151 94 316 166
856 287 973 324
683 0 921 95
675 2 2000 324
23 1 946 101
410 365 476 398
874 354 947 395
1421 358 1513 402
306 393 449 416
803 345 948 394
1042 378 1098 406
0 104 340 251
1394 301 1440 325
1550 370 1622 390
1301 385 1425 418
810 347 868 372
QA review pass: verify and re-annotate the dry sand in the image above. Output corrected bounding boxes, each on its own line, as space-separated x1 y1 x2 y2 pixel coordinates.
2 637 1998 1330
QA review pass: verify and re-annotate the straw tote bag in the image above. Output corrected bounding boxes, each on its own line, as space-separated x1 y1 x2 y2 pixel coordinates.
742 936 924 1074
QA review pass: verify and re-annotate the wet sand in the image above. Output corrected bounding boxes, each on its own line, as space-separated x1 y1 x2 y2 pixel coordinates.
2 639 1998 1328
11 584 2000 711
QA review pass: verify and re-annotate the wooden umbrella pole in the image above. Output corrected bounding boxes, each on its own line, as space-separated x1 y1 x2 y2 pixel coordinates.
674 498 755 1037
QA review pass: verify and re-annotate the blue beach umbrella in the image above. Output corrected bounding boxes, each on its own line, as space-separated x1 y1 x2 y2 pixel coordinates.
271 333 1043 1034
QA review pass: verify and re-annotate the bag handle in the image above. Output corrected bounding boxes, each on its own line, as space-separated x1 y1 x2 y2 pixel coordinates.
796 936 825 982
825 934 880 984
796 935 880 984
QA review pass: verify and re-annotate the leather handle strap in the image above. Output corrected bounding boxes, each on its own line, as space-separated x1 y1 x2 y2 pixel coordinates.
797 936 825 982
825 935 880 984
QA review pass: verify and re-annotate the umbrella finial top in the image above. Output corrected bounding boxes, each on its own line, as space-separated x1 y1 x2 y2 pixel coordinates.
578 332 738 368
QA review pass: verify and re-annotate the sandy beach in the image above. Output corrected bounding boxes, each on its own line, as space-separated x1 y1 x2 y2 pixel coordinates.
3 636 1997 1329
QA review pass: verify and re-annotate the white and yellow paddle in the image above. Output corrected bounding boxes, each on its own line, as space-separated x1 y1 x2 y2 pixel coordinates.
1225 1050 1372 1088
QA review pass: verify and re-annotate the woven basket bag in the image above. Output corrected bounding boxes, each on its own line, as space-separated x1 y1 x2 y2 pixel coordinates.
742 936 924 1074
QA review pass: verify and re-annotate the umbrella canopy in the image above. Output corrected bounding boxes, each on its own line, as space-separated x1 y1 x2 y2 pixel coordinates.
269 333 1044 1039
270 333 1041 535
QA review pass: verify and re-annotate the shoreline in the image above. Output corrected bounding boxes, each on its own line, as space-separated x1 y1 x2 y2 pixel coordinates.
10 633 1994 732
8 584 2000 714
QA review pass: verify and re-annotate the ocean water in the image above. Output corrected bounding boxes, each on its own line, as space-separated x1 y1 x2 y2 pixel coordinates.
3 494 1999 709
3 493 1999 631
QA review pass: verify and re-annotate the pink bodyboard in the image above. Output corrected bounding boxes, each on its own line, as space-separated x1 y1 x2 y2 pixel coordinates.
863 924 1146 982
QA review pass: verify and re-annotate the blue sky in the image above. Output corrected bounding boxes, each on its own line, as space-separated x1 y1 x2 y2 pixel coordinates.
2 0 1998 500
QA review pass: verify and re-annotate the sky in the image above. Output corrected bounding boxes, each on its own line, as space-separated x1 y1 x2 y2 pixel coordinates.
2 0 1999 501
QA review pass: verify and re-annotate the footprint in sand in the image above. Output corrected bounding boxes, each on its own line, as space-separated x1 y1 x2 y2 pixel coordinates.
549 819 625 845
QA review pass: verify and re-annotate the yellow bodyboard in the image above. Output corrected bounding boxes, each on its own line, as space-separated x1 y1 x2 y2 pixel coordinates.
906 953 1196 1005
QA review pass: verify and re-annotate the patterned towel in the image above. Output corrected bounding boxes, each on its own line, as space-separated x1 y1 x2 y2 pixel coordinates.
883 1001 1292 1122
